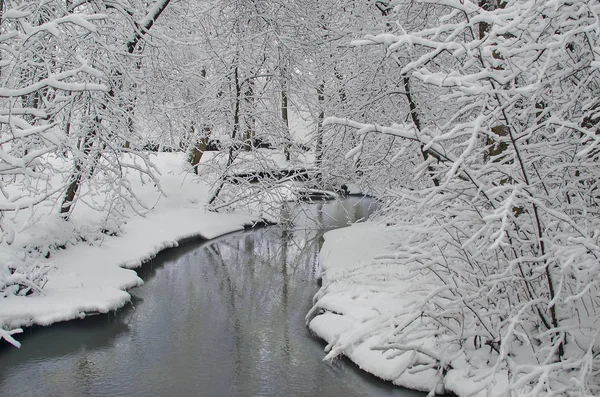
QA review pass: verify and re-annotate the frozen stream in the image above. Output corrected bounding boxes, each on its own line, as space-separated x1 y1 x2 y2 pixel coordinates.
0 197 424 397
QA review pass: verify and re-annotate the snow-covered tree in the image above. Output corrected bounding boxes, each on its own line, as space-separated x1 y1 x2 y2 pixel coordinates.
0 0 173 302
197 0 422 209
59 0 172 218
324 0 600 394
0 1 108 298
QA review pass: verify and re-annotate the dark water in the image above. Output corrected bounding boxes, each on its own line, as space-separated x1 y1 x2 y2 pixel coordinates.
0 197 424 397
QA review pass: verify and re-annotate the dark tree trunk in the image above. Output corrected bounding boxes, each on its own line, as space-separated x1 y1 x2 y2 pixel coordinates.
244 76 255 150
402 76 440 187
60 0 172 217
281 88 290 161
315 81 325 183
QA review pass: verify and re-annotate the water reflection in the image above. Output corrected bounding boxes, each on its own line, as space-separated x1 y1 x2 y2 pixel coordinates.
0 197 424 397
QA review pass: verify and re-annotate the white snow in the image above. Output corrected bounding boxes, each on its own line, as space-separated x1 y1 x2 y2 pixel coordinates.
308 222 510 397
0 152 257 344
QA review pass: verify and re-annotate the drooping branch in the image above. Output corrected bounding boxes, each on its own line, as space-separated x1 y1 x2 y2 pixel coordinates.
126 0 172 55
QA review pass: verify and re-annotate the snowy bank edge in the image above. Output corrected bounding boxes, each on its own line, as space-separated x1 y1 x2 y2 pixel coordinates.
0 211 263 342
306 223 507 397
306 223 441 394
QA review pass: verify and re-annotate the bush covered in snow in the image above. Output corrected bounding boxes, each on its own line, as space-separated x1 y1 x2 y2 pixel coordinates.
320 0 600 395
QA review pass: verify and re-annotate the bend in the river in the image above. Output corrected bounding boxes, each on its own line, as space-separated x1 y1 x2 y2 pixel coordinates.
0 197 424 397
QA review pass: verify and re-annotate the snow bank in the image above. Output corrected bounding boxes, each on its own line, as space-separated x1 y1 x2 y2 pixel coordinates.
0 153 257 344
308 223 509 397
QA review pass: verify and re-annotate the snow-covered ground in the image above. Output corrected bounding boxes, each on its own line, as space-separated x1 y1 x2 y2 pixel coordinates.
307 223 509 397
0 152 258 347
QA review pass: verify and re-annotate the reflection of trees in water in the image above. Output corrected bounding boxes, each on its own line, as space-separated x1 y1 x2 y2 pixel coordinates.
201 219 330 393
196 197 376 394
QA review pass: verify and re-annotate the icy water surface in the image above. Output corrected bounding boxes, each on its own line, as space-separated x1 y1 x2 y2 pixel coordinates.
0 197 424 397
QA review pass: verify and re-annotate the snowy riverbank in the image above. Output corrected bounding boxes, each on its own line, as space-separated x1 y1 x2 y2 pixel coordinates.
307 223 509 397
0 153 258 346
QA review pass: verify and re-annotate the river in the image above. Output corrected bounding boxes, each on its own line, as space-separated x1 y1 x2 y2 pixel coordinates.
0 197 424 397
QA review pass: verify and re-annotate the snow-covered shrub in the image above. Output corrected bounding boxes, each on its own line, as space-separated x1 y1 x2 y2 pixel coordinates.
325 0 600 395
0 1 166 304
0 2 107 296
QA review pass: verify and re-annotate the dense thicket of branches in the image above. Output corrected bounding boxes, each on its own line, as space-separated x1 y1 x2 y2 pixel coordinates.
0 0 167 297
324 0 600 395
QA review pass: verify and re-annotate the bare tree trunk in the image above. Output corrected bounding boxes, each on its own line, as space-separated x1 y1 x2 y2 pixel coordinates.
315 81 325 183
281 87 290 161
373 0 438 186
61 114 102 217
403 76 440 187
244 75 255 150
230 64 241 164
279 49 292 162
60 0 172 217
208 63 242 206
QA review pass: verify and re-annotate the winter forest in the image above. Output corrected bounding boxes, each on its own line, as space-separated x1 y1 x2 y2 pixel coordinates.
1 0 600 396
